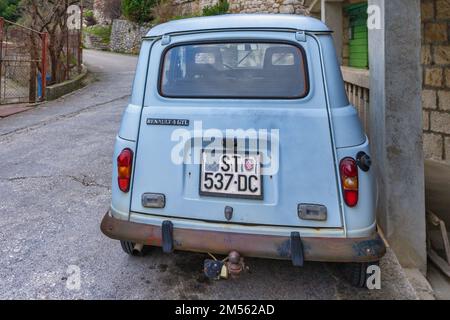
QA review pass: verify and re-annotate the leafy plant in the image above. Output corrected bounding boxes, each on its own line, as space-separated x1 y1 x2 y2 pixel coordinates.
202 0 229 16
84 9 97 27
0 0 20 21
122 0 157 23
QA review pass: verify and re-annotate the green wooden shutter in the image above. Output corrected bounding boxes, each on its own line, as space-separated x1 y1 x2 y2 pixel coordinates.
345 3 369 69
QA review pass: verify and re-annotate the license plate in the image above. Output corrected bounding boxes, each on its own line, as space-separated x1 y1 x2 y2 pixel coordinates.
200 151 263 199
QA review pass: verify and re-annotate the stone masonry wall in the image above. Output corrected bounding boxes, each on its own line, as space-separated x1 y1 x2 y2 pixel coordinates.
110 19 152 54
84 33 110 51
93 0 109 25
228 0 309 14
422 0 450 163
93 0 122 25
174 0 309 15
108 0 309 54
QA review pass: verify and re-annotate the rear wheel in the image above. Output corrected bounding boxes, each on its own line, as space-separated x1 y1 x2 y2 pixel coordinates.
348 261 380 288
120 240 135 255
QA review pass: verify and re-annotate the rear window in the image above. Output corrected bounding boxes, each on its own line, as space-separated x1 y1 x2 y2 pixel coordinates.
159 42 308 99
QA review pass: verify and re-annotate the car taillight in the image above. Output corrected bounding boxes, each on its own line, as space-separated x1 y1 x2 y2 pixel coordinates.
117 148 133 192
339 157 358 207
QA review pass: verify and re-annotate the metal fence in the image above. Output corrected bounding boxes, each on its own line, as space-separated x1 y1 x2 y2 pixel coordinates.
0 18 48 105
63 3 84 82
0 5 83 106
64 29 83 80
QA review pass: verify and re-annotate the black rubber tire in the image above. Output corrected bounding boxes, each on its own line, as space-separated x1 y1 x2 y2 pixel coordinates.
120 240 135 256
349 261 380 288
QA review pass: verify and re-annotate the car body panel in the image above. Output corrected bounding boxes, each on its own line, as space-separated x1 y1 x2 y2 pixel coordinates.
129 31 344 228
104 15 383 263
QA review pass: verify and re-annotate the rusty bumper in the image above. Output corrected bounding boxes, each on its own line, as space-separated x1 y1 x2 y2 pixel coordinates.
101 212 386 263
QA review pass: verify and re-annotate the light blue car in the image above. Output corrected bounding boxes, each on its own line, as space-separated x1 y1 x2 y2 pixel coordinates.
101 14 385 287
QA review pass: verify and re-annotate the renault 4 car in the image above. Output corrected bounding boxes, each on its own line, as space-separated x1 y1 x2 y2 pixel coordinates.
101 14 386 287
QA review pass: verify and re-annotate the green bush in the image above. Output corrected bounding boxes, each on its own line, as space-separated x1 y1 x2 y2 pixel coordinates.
84 9 97 27
0 0 20 22
122 0 157 23
84 9 94 19
202 0 229 16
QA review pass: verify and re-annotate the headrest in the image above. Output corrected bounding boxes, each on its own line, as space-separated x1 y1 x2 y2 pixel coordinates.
264 46 301 70
187 46 223 77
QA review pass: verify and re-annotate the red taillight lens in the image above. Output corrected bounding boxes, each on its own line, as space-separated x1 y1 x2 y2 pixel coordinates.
339 157 358 207
117 148 133 192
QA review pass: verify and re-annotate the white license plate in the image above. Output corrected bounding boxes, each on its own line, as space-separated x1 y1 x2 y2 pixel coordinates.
200 151 263 199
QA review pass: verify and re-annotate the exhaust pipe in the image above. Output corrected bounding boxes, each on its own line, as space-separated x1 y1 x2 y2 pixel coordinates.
132 243 144 256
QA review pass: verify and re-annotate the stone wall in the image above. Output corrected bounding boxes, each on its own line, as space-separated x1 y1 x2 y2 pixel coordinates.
110 19 152 54
93 0 122 25
84 33 110 51
108 0 309 54
173 0 201 14
174 0 309 15
93 0 108 25
422 0 450 163
228 0 309 14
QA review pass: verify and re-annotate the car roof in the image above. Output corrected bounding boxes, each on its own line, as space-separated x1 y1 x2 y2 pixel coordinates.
146 14 330 37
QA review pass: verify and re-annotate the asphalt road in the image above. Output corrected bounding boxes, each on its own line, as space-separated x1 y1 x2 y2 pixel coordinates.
0 49 418 300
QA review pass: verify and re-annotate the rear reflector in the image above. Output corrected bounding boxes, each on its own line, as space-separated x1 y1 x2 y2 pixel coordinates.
117 148 133 192
339 157 358 207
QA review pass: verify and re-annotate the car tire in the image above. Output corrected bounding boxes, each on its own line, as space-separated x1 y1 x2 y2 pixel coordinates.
349 261 380 288
120 240 135 255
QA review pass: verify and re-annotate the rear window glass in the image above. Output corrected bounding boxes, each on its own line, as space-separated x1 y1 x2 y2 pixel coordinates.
160 42 308 99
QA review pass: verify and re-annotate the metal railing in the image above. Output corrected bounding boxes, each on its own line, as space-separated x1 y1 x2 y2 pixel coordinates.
341 66 370 133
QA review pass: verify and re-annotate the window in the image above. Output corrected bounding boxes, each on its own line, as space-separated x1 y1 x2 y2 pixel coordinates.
160 42 308 99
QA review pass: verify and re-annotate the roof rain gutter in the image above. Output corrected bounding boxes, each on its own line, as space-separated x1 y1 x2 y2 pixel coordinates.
142 27 332 40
